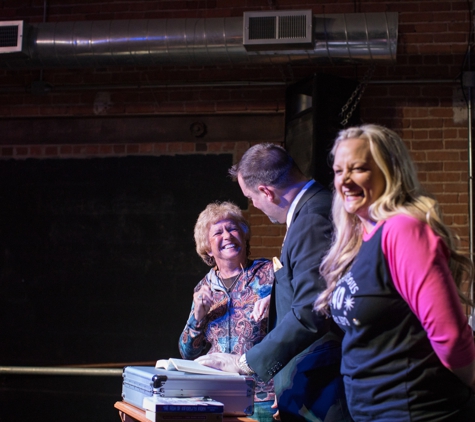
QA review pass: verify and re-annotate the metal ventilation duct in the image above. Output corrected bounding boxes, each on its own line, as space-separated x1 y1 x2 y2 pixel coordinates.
0 20 23 53
0 12 398 69
243 10 313 50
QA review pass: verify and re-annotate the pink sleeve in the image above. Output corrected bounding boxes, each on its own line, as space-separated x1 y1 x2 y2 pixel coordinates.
381 215 475 369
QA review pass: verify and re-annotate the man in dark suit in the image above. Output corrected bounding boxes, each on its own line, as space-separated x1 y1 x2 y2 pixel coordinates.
196 143 349 421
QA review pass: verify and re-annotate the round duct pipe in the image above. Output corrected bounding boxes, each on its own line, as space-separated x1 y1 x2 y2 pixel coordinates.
0 12 397 69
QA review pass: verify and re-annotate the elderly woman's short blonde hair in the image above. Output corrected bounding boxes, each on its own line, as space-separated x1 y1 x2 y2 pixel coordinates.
194 201 250 266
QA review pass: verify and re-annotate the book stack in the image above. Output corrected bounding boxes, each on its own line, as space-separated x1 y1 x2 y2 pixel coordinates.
142 396 224 422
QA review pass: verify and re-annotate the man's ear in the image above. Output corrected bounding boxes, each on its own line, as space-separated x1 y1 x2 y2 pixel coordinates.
258 185 275 202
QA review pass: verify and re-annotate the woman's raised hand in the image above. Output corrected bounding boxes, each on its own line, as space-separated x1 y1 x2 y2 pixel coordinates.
193 284 212 321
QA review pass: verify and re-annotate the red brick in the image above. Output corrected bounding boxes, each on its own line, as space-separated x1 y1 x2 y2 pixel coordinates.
181 142 195 153
2 147 13 156
416 162 444 172
44 146 59 156
85 145 100 155
433 33 466 43
249 247 281 261
249 237 262 247
444 183 469 193
436 193 460 203
427 172 461 182
221 142 235 152
414 119 445 129
59 145 72 155
15 147 28 156
453 215 469 225
168 142 183 153
153 143 168 154
427 128 446 139
126 144 140 154
249 214 270 226
451 1 471 11
403 108 428 118
99 145 113 155
445 13 473 28
113 145 126 154
207 143 223 153
443 162 467 171
445 140 468 150
426 151 459 161
442 204 470 214
411 151 427 161
29 146 43 156
139 143 154 154
252 226 282 237
420 3 451 13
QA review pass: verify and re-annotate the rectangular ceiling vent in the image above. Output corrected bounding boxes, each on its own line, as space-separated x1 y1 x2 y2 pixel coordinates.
243 10 313 51
0 21 23 53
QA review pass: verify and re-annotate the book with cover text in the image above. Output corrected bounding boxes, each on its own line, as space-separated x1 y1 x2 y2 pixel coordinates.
143 396 224 413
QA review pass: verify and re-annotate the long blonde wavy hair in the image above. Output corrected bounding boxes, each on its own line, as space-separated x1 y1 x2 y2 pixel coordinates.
314 124 473 315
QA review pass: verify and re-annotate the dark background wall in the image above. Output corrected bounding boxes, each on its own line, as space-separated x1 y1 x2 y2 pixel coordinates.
1 154 248 365
0 154 246 421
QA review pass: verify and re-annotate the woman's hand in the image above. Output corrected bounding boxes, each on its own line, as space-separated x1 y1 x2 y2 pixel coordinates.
193 284 212 321
195 353 240 373
251 295 270 321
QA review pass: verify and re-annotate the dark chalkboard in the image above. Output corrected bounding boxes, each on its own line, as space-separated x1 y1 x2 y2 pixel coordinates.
0 154 247 366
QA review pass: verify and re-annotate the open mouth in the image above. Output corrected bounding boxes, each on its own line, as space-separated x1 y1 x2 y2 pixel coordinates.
222 244 238 250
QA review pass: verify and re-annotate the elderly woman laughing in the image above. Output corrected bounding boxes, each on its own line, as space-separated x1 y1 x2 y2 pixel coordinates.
178 201 275 421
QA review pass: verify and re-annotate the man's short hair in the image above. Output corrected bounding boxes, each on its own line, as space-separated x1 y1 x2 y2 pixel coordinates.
229 143 297 190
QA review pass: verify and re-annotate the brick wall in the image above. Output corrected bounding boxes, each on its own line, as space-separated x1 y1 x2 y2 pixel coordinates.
0 0 473 261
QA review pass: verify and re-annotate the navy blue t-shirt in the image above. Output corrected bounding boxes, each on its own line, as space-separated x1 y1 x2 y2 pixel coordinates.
331 223 474 421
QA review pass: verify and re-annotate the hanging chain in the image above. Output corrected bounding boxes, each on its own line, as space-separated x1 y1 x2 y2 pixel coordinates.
340 64 376 127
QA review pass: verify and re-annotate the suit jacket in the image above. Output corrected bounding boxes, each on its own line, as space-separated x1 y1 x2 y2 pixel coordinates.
246 181 349 421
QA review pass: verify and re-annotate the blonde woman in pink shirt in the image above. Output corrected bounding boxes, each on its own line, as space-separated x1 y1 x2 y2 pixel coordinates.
314 124 475 421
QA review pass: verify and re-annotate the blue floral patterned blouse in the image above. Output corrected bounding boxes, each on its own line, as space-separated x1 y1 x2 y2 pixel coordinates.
179 258 275 402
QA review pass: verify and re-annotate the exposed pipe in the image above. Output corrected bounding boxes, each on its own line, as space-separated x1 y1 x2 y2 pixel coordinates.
468 86 474 264
0 78 459 96
0 366 122 376
463 70 475 325
468 85 474 318
0 12 397 69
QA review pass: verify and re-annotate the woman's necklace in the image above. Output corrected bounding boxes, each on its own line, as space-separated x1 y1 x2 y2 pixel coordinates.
218 263 244 293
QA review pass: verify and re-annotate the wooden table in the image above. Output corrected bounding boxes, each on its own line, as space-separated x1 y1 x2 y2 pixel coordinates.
114 401 257 422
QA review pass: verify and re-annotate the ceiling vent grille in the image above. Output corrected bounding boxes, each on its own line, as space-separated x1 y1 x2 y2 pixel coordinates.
243 10 313 50
0 21 23 53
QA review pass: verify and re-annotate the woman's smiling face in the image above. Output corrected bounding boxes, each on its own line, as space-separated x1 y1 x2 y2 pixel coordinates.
333 137 386 228
207 218 245 264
